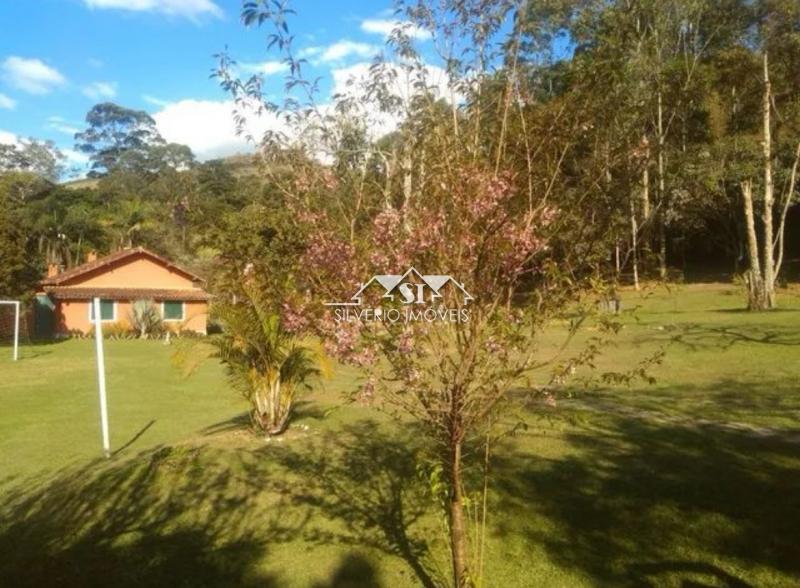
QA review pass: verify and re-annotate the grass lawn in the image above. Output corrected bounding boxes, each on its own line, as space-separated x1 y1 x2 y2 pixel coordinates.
0 283 798 587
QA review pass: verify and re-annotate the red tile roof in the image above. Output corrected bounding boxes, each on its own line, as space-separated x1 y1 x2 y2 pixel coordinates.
41 247 205 286
44 287 211 301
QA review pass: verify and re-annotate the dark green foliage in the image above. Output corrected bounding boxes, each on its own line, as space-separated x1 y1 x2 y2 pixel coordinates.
0 191 39 298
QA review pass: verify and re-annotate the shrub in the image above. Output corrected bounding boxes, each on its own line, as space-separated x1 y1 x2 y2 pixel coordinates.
129 299 164 339
215 289 322 436
91 321 134 340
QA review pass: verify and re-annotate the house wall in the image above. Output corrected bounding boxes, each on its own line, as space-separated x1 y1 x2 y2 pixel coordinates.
61 254 197 289
183 301 208 333
55 300 208 335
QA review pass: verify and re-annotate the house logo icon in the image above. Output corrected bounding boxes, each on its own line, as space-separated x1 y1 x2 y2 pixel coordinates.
325 267 473 307
325 268 473 324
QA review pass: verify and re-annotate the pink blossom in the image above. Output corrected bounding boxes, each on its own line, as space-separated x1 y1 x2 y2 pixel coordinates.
485 336 502 354
281 301 308 333
397 330 414 354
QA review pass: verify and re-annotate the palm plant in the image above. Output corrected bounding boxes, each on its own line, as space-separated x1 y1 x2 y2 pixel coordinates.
129 299 163 339
215 291 321 436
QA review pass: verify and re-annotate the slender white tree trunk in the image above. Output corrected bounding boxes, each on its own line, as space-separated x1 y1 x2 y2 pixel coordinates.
775 142 800 278
641 136 651 221
741 180 765 309
761 53 776 308
630 187 640 291
656 91 667 279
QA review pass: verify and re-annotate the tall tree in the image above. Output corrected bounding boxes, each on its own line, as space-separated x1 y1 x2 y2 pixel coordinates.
75 102 164 175
217 2 658 585
0 139 64 181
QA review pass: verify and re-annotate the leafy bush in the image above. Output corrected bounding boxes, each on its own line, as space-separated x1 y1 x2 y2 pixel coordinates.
90 321 135 340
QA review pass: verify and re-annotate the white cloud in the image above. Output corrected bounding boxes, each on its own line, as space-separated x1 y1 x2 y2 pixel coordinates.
361 19 431 41
0 129 19 145
1 56 66 95
299 40 380 64
239 61 289 75
82 81 117 100
0 93 15 109
332 61 455 104
152 98 287 160
142 94 169 107
62 148 90 165
330 61 458 139
47 116 82 135
150 58 457 162
83 0 222 20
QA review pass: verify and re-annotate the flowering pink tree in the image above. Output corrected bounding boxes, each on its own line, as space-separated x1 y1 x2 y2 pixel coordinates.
216 2 649 585
282 164 584 585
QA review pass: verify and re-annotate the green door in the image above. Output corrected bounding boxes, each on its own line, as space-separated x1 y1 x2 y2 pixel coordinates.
34 295 54 338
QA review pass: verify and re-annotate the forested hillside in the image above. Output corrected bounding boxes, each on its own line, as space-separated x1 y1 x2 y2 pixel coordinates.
1 0 799 304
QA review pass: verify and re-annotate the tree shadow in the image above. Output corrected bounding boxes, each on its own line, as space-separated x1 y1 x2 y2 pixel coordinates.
713 307 799 314
112 419 156 456
641 322 800 352
201 411 251 436
628 561 754 587
313 553 382 588
557 376 800 435
673 323 800 350
0 444 306 588
200 402 329 438
261 420 443 588
492 413 800 586
291 399 331 421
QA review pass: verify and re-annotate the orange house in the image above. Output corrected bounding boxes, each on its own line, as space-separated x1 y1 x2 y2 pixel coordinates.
37 248 210 336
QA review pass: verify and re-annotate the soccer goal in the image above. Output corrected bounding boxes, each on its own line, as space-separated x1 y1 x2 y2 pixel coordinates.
0 300 21 361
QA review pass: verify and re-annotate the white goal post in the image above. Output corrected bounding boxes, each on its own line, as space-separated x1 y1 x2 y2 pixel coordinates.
0 300 20 361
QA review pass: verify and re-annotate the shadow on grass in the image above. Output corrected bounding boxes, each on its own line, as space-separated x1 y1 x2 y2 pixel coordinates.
264 420 442 588
713 307 800 314
492 413 800 586
558 376 800 432
0 420 442 587
0 445 297 588
667 323 800 350
626 318 800 352
112 419 156 457
201 402 330 438
313 553 382 588
201 411 251 436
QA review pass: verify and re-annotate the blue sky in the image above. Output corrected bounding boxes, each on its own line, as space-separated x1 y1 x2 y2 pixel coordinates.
0 0 437 172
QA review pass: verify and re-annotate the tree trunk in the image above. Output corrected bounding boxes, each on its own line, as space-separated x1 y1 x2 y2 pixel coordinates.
641 136 651 221
760 52 776 308
656 91 667 279
449 439 469 588
402 140 413 233
630 189 640 291
741 180 766 310
775 142 800 278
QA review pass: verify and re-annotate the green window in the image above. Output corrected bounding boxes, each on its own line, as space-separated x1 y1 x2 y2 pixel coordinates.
89 299 115 321
163 301 184 321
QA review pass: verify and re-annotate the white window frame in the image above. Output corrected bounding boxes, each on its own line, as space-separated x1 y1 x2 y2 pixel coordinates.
88 299 117 322
161 300 185 322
